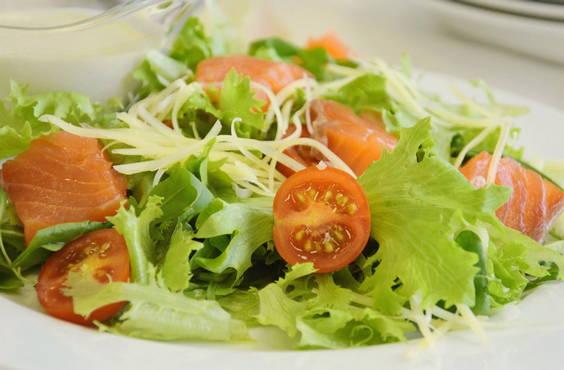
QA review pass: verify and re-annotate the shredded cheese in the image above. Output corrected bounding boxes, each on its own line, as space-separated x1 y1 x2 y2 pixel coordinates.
487 123 511 185
454 125 497 169
40 52 516 199
40 77 355 197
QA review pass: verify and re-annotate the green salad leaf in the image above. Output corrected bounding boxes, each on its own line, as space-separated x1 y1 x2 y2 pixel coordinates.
297 47 331 81
11 221 110 270
455 231 490 315
248 37 331 80
132 50 190 98
255 263 316 337
0 189 23 290
193 202 273 288
248 38 299 61
149 167 213 222
359 119 493 308
9 80 96 122
108 196 163 284
254 264 411 348
63 267 248 342
0 81 118 159
162 223 202 292
0 125 35 159
218 69 266 137
358 119 564 312
170 17 214 71
325 73 388 112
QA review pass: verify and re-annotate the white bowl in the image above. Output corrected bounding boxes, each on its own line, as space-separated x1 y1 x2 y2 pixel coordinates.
422 0 564 65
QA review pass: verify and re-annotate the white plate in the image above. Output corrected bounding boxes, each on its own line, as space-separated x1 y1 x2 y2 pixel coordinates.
1 70 563 370
422 0 564 65
456 0 564 21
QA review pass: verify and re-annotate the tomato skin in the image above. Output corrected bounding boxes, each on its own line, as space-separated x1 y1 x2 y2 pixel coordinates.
35 229 130 326
273 166 371 273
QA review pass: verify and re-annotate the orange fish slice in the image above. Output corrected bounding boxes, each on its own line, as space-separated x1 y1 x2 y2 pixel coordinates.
195 55 311 108
460 151 564 242
310 99 397 176
1 131 127 244
306 31 356 60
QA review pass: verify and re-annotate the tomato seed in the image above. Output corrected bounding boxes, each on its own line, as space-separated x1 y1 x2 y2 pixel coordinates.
347 203 358 214
324 242 335 253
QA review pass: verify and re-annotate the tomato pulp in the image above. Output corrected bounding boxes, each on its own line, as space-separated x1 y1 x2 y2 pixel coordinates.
273 166 371 273
35 229 130 326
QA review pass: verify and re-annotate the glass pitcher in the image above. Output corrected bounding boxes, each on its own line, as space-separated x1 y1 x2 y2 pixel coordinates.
0 0 197 101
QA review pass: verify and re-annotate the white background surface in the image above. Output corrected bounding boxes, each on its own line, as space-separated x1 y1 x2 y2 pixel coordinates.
368 0 564 109
261 0 564 110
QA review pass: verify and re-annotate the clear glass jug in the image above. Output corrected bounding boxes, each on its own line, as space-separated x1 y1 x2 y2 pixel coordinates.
0 0 197 101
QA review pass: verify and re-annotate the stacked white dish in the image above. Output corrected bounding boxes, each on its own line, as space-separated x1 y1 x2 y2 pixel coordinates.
422 0 564 64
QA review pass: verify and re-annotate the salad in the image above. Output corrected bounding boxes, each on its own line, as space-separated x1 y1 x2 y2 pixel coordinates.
0 11 563 350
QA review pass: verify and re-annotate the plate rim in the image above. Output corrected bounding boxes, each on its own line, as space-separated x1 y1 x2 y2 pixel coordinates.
451 0 564 22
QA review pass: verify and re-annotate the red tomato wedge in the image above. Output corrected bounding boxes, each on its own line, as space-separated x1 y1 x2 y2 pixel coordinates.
460 152 564 241
310 99 397 176
306 31 355 60
1 132 127 244
195 55 311 109
273 166 371 273
35 229 130 326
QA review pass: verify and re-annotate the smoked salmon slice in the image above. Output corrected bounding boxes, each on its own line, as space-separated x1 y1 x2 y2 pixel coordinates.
1 132 127 244
460 151 564 242
306 31 355 60
310 99 397 176
195 55 311 106
277 124 319 178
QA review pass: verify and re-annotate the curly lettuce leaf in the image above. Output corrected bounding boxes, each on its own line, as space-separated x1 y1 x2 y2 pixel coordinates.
254 265 411 348
0 81 118 159
161 223 202 292
358 119 564 312
248 37 332 80
176 85 221 124
255 263 316 336
218 69 266 136
193 202 273 286
63 267 248 342
149 167 213 223
248 38 299 61
132 51 190 98
170 17 214 71
107 196 163 284
325 73 387 113
248 37 331 80
0 189 23 290
359 119 494 308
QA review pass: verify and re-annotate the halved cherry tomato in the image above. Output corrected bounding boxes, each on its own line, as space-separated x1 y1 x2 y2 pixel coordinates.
35 229 130 326
310 99 397 176
277 125 320 178
273 166 371 273
306 31 355 60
